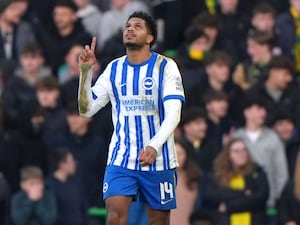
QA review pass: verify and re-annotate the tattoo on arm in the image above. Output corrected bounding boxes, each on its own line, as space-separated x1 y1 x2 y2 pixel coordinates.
78 64 92 114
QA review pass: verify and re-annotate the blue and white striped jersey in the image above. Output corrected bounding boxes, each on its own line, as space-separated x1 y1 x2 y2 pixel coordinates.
90 52 185 171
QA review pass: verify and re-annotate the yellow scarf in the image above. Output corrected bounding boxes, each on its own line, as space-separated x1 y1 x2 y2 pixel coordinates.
205 0 217 14
290 7 300 72
229 175 251 225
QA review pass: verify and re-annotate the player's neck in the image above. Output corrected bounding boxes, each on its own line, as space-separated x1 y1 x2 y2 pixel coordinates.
126 47 152 65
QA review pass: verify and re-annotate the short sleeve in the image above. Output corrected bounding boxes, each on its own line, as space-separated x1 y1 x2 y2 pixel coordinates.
162 59 185 102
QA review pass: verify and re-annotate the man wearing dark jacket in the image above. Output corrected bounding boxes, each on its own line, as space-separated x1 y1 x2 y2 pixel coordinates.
34 0 92 72
46 101 108 207
247 55 300 129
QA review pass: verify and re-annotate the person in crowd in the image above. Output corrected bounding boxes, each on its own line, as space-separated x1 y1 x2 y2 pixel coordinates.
96 0 149 50
46 101 107 207
2 43 50 133
170 139 200 225
233 97 288 212
233 30 273 90
204 138 269 225
186 51 245 126
47 148 89 225
0 172 10 225
275 0 300 77
74 0 102 36
180 107 219 174
279 153 300 225
11 166 57 225
203 90 233 150
216 0 250 58
175 25 210 92
247 55 300 128
251 2 276 33
0 0 36 81
34 0 91 73
270 110 300 177
35 76 68 147
191 12 239 65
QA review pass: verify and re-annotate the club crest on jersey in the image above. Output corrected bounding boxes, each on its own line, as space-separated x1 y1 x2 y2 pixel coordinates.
143 77 154 90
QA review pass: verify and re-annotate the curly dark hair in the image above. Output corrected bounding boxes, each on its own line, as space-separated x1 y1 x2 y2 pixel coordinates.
127 11 157 47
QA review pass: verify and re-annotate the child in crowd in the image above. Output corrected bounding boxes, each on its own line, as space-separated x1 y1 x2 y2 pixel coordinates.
11 166 57 225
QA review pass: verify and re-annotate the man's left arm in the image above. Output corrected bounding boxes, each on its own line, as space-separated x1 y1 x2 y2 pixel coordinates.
139 59 184 165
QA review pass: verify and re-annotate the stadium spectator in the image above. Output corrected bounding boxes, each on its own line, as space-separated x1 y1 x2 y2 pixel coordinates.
203 90 233 151
270 110 300 177
175 25 210 92
233 30 273 90
34 0 91 73
2 43 50 133
46 101 108 207
47 148 89 225
0 0 36 81
247 55 300 128
11 166 57 225
180 107 219 174
216 0 250 57
35 76 68 148
275 0 300 76
191 12 239 65
233 97 288 211
203 138 269 225
74 0 102 36
251 2 276 33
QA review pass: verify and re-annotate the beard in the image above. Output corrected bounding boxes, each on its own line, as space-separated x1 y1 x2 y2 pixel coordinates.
124 41 143 50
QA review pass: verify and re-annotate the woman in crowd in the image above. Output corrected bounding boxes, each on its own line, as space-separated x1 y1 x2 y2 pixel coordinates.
204 138 269 225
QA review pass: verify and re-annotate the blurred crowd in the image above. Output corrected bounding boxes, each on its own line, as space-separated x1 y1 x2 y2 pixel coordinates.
0 0 300 225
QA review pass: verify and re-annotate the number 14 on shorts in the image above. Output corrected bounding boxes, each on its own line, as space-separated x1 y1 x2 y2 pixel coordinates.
160 182 174 205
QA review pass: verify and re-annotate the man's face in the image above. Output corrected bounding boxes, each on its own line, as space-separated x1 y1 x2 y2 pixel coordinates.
61 153 76 175
184 118 207 140
206 99 228 119
252 13 275 32
67 113 90 134
2 2 28 25
54 6 77 31
247 39 267 63
219 0 239 13
269 68 293 90
37 89 59 108
244 105 267 127
123 17 153 50
206 62 230 83
273 119 294 142
291 0 300 12
20 53 44 74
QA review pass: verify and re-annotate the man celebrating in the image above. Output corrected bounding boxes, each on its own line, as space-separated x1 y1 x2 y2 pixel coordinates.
78 11 185 225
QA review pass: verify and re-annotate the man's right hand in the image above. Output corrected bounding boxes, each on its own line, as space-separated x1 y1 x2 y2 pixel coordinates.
79 37 97 66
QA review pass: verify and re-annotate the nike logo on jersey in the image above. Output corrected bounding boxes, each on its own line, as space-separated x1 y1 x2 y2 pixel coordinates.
161 199 173 205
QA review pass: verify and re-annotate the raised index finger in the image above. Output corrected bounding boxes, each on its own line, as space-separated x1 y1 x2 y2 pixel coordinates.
90 37 96 52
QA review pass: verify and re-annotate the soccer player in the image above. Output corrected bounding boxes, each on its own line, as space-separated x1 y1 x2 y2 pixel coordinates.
78 11 185 225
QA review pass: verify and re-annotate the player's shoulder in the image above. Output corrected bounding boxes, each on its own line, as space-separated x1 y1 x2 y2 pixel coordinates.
155 52 178 68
